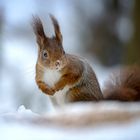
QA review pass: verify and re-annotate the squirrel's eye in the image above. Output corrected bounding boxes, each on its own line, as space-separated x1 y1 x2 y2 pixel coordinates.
42 51 48 58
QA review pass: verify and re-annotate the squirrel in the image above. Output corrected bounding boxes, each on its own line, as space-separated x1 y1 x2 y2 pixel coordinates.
32 15 140 105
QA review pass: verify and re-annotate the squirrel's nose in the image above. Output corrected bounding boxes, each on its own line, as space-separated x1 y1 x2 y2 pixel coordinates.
55 60 60 68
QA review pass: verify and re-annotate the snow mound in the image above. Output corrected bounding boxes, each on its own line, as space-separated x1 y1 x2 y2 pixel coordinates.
0 102 140 140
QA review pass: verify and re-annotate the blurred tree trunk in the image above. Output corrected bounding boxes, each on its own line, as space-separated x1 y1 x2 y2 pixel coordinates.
125 0 140 65
75 0 125 67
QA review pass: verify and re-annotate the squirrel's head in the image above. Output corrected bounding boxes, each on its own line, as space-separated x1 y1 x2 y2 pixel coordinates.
32 14 66 70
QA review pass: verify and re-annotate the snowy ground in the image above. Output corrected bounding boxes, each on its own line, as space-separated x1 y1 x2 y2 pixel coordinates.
1 102 140 140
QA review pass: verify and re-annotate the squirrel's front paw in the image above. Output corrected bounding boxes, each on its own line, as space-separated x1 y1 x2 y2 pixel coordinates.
42 87 55 96
38 85 55 96
52 85 63 92
37 81 55 96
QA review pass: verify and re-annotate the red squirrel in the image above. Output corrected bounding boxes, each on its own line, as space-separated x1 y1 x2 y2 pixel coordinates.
32 15 140 105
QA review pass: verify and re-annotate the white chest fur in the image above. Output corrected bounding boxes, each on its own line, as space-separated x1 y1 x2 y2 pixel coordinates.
43 68 61 87
43 68 71 106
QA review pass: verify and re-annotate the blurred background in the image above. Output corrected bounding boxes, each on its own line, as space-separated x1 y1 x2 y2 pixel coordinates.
0 0 140 114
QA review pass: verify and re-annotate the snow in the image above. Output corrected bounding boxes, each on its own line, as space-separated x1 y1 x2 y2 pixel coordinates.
1 103 140 140
0 1 140 140
17 105 39 117
1 123 139 140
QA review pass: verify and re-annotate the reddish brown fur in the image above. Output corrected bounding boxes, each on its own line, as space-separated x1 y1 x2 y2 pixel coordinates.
54 54 84 91
104 66 140 101
33 15 103 102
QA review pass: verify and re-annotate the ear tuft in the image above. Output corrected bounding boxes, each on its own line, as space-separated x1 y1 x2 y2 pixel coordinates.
49 14 62 43
32 16 46 39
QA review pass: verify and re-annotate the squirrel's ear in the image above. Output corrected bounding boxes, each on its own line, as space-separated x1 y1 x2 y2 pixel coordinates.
32 16 47 44
50 14 63 43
